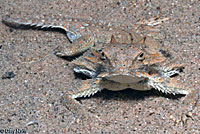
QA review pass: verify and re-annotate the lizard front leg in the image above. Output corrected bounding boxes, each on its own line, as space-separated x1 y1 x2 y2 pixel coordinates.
139 72 189 95
67 78 103 99
62 78 103 120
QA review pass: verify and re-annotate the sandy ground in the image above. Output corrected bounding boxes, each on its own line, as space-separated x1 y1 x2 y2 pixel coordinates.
0 0 199 133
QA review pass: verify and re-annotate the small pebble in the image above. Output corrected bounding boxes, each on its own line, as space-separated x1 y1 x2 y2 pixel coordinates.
2 71 16 79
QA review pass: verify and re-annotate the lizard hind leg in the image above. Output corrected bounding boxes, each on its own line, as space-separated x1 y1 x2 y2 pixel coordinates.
54 34 95 57
66 32 80 43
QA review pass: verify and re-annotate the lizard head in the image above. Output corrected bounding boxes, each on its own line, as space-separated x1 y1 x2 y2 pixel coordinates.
72 42 168 83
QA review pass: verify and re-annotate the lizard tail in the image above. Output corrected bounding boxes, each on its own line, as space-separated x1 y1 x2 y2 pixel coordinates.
2 16 62 29
2 16 92 32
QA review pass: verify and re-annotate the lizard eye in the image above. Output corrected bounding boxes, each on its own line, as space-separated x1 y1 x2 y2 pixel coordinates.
96 49 106 61
100 52 107 61
137 52 145 61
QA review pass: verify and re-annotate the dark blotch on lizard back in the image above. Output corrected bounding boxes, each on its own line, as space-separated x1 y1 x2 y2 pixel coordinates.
159 49 171 58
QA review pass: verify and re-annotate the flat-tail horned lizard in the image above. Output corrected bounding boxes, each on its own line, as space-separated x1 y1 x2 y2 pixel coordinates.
2 16 189 101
